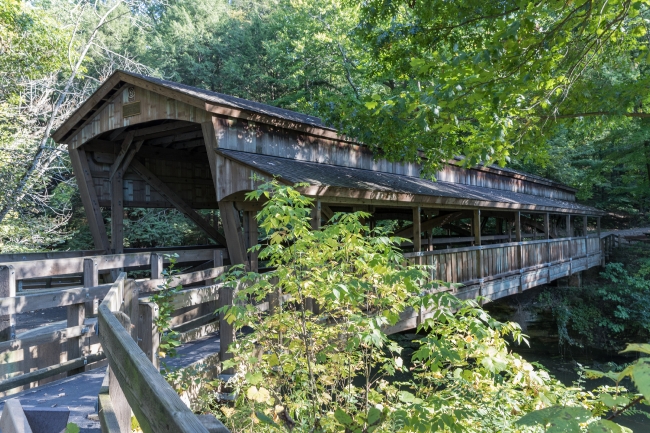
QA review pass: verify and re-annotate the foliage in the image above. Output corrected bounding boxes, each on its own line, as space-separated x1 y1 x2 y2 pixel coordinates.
520 343 650 432
331 0 650 177
150 254 182 359
200 181 612 432
539 243 650 350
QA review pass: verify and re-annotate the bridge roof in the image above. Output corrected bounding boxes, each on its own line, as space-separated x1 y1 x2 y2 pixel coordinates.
219 149 602 214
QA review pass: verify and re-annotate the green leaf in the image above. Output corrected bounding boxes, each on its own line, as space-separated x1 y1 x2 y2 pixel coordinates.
334 408 353 426
598 394 630 409
587 419 623 433
245 371 263 385
620 343 650 356
255 411 279 428
367 407 381 425
65 424 80 433
516 406 592 433
631 361 650 399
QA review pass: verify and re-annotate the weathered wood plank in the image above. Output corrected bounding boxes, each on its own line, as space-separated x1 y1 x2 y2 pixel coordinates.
98 298 209 432
136 266 228 293
0 284 112 315
0 266 15 341
0 353 105 393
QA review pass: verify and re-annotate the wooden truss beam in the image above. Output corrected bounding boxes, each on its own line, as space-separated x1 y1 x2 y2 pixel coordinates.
130 160 226 246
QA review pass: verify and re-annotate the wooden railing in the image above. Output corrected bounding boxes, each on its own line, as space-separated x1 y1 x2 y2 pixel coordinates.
0 247 226 396
97 273 222 432
404 234 615 300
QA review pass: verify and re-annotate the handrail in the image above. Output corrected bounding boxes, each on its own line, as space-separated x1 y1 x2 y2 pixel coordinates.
0 247 227 280
404 235 596 258
98 272 209 432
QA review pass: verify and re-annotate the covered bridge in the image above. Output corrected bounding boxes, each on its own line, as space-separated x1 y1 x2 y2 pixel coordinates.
0 71 616 432
53 71 603 273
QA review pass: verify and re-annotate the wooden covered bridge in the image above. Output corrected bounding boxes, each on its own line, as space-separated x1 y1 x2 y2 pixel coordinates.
0 71 616 432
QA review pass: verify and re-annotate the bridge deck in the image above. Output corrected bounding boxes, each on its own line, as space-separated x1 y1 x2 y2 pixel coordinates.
0 331 222 431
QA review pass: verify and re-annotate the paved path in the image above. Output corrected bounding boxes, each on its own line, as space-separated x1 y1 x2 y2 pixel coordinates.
0 332 222 432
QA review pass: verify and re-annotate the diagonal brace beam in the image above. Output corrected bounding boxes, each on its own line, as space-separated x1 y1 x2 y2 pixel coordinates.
130 160 226 246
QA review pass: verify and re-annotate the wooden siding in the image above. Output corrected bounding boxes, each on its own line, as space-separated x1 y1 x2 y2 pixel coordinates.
436 164 575 201
68 85 211 149
213 118 575 202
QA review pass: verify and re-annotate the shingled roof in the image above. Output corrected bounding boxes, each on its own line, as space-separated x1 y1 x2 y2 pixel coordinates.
219 149 601 214
122 72 326 129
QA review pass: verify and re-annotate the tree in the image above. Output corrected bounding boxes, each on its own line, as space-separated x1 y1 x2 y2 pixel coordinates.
325 0 650 176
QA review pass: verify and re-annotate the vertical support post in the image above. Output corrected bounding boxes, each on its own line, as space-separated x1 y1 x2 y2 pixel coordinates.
124 279 139 341
413 207 421 265
514 211 523 292
138 302 159 369
597 217 601 238
0 266 16 342
304 200 322 313
202 250 224 316
150 253 164 281
83 258 99 317
474 209 483 281
218 285 235 375
311 200 322 231
583 215 588 237
111 167 124 254
219 201 247 266
544 213 550 265
68 147 110 252
246 211 258 272
515 211 522 242
67 298 86 376
566 214 572 238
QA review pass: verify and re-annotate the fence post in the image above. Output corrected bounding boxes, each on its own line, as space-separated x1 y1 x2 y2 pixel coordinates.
202 250 224 317
218 285 235 375
83 258 99 317
138 302 159 369
0 266 16 342
67 299 85 376
151 253 164 281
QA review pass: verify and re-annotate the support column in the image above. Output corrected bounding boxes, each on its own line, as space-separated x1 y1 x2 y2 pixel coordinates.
566 214 572 237
150 253 164 280
218 285 235 375
0 266 15 342
305 200 322 313
69 147 109 252
311 200 322 231
219 201 247 266
544 213 551 271
111 166 124 254
83 258 99 317
474 209 483 281
413 207 421 265
514 211 522 242
515 211 523 292
583 215 588 237
244 211 258 272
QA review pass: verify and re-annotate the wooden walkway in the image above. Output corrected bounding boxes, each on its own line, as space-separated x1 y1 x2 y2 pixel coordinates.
0 234 618 432
0 331 222 431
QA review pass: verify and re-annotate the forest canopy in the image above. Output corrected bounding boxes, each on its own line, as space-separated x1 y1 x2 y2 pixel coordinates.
1 0 650 251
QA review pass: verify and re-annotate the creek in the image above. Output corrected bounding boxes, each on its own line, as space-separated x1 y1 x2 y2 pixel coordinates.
482 284 650 431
